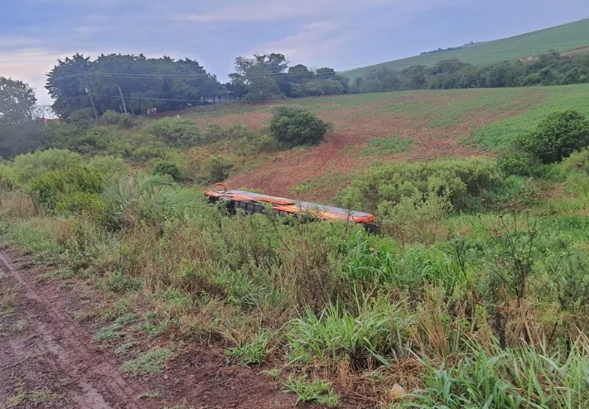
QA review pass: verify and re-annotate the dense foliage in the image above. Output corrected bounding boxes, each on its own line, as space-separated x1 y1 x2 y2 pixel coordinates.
0 77 44 158
228 54 349 102
515 109 589 164
269 106 330 147
46 54 222 120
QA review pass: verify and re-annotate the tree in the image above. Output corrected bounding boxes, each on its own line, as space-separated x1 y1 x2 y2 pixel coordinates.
269 106 330 147
231 54 288 103
46 53 92 120
0 77 44 158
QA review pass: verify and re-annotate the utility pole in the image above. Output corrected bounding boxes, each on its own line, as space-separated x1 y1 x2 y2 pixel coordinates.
117 84 128 114
83 75 99 120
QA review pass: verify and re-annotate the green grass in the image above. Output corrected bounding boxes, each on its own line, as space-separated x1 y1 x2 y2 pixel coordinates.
225 331 271 365
0 287 16 318
4 385 62 408
358 136 412 156
475 84 589 150
94 313 135 341
283 375 340 407
343 18 589 78
120 348 173 375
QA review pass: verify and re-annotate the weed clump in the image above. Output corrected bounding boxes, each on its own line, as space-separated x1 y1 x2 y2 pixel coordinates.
120 348 173 375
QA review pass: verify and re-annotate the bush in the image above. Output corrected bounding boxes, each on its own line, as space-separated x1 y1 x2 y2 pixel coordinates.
515 109 589 164
28 166 105 211
337 158 503 213
131 141 170 163
377 191 451 243
146 118 200 147
498 151 543 176
202 124 227 143
202 155 231 183
0 164 16 191
269 106 330 147
13 149 82 183
153 161 182 181
67 108 95 128
102 175 201 226
70 128 114 155
561 148 589 175
101 110 135 128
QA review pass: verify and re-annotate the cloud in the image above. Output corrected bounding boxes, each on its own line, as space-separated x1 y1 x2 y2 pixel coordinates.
175 0 395 23
174 0 471 23
0 48 77 104
250 21 344 65
0 36 39 49
72 25 114 35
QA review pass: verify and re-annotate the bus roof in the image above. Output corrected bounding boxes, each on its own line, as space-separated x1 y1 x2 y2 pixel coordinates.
222 190 374 219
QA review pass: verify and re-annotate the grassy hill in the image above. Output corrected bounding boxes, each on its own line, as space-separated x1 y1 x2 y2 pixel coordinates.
182 84 589 201
343 18 589 79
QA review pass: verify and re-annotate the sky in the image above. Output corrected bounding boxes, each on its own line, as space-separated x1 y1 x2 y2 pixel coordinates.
1 0 588 104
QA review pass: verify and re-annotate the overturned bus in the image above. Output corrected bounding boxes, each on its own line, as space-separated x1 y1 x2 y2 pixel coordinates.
205 184 378 233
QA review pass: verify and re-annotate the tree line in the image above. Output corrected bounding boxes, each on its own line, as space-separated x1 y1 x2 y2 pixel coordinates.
354 51 589 93
45 53 349 121
39 50 589 122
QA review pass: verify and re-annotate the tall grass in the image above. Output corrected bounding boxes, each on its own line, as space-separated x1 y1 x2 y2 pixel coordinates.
411 338 589 409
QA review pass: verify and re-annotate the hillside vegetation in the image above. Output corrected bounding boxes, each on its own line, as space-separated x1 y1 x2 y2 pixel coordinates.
343 18 589 79
185 84 589 200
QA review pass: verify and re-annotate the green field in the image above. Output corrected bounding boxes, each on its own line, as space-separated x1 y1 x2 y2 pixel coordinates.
343 18 589 79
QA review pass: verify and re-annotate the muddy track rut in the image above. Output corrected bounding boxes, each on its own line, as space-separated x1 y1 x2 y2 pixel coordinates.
0 249 146 409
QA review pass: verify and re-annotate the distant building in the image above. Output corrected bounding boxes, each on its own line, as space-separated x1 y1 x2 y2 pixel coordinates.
518 56 537 64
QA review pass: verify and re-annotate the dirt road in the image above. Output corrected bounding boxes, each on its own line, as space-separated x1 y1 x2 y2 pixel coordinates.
0 247 320 409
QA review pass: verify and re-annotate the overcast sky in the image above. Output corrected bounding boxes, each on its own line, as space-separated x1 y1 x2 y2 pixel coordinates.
1 0 588 104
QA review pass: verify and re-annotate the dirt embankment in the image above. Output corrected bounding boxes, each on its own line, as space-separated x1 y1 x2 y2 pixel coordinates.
0 246 328 409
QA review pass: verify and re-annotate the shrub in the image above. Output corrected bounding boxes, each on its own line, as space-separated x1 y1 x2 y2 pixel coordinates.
146 118 200 147
202 155 231 183
337 158 503 213
101 110 135 128
377 190 452 243
561 148 589 175
13 149 82 183
153 161 182 181
0 164 16 191
85 156 129 178
269 106 330 147
498 151 544 176
67 108 95 128
515 109 589 164
131 141 170 163
102 175 201 226
68 128 113 155
28 166 105 211
202 124 227 143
